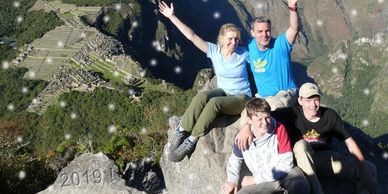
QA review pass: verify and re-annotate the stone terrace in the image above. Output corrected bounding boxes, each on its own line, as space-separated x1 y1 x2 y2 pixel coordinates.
18 0 146 114
17 25 98 80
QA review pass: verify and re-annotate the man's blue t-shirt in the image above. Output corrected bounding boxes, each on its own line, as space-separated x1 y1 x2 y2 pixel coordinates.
207 42 251 97
248 33 296 97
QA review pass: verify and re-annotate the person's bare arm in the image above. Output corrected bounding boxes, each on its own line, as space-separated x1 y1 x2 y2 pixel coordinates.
241 176 256 187
235 123 254 151
159 1 208 53
285 0 300 44
345 137 378 194
220 182 238 194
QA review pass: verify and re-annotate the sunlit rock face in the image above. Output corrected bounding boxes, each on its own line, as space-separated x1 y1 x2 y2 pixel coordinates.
160 115 240 194
37 153 138 194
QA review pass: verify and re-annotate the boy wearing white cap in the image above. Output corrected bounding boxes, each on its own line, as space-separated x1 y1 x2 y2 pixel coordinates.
236 82 378 194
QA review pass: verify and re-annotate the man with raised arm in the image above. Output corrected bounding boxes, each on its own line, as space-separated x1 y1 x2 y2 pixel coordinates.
248 0 300 110
237 0 300 130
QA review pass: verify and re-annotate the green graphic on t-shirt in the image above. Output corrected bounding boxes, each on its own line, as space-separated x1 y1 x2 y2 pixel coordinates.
253 59 267 72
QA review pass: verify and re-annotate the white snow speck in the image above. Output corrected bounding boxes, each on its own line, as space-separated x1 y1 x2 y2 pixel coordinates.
22 86 28 94
65 133 71 140
115 4 121 10
132 21 138 28
316 20 323 26
60 101 66 108
70 112 77 119
103 16 110 23
383 152 388 160
150 59 157 67
108 103 115 111
28 71 35 78
16 135 23 143
7 104 15 111
175 66 182 74
18 171 26 179
16 16 23 23
362 119 369 127
2 61 10 69
108 125 116 133
13 1 20 8
351 9 357 16
363 88 370 95
213 12 220 19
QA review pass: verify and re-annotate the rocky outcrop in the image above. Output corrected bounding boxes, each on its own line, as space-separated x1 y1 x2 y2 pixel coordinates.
37 153 166 194
158 69 243 193
38 153 141 194
193 68 215 91
122 159 165 193
160 115 241 194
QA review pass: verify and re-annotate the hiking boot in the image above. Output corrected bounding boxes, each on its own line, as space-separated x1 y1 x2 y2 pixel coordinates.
168 128 190 152
169 138 197 162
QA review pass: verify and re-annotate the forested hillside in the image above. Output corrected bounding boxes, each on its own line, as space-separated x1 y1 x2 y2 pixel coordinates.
0 0 196 192
0 0 63 47
308 34 388 141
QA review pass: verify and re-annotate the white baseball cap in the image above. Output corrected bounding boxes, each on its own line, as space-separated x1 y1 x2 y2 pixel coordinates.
299 83 321 98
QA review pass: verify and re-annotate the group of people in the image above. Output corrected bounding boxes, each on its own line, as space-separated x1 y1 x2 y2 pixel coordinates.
158 0 378 193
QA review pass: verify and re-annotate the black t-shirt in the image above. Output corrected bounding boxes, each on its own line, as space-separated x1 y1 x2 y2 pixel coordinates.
271 105 351 150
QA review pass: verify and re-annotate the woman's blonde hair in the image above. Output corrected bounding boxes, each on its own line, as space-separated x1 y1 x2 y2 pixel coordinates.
217 23 241 46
